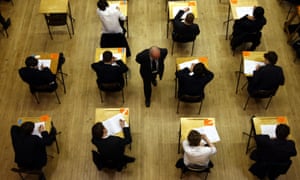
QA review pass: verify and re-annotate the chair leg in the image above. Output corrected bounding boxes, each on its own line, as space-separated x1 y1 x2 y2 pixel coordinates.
33 93 40 104
243 96 250 110
17 172 26 180
55 138 60 154
176 100 180 114
58 68 67 94
121 89 124 104
66 23 72 39
198 100 203 114
180 169 184 179
286 5 293 20
203 171 209 180
191 41 195 56
99 90 103 103
54 90 61 104
265 96 273 110
172 40 175 55
46 23 53 40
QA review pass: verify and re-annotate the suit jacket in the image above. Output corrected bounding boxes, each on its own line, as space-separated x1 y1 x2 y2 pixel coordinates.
91 127 132 169
232 15 266 36
248 64 285 94
176 68 214 98
10 126 53 169
136 48 168 80
91 60 128 88
19 67 56 86
173 10 200 42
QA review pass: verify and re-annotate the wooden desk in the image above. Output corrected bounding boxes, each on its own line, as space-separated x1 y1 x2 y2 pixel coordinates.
225 0 257 39
175 57 208 97
94 48 127 64
178 117 217 153
34 53 59 74
245 116 289 154
108 0 129 36
17 115 52 132
95 108 129 138
235 51 266 93
167 1 198 38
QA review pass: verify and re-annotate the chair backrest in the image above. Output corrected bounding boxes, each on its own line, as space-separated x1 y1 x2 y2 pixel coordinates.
45 14 68 26
267 160 292 178
99 82 122 92
250 89 277 98
172 32 197 43
186 164 210 172
179 94 203 103
30 82 58 93
100 33 127 48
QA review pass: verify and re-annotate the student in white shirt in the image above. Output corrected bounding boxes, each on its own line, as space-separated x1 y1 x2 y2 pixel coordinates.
176 130 216 168
96 0 126 34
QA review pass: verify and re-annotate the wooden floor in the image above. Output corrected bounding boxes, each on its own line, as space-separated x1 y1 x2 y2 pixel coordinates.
0 0 299 179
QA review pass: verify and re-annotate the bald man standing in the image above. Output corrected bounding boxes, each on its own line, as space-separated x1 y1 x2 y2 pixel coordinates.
136 46 168 107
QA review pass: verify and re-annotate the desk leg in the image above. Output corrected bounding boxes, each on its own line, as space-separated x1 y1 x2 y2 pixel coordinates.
167 21 169 38
60 70 66 94
175 76 177 98
225 4 231 40
68 2 75 34
244 116 255 154
235 55 243 94
126 18 129 37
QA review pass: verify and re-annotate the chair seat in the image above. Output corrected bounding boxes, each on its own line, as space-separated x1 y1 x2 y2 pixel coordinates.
179 94 203 103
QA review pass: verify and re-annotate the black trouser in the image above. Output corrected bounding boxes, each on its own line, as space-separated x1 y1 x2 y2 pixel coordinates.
142 73 157 101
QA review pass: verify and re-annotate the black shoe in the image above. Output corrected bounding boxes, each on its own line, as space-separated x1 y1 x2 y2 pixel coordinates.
4 18 11 30
125 156 135 163
151 79 157 86
145 100 150 107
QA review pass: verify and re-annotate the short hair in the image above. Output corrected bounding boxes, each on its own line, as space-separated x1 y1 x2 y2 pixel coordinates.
20 121 34 135
193 63 206 77
276 124 290 140
253 6 264 19
102 51 113 63
185 13 195 24
92 122 105 139
187 130 201 146
264 51 278 65
97 0 109 11
25 56 38 67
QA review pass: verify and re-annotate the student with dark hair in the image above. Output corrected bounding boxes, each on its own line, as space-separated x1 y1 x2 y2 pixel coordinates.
176 63 214 98
249 124 297 179
91 51 128 88
247 51 285 96
91 121 135 171
172 7 200 42
230 6 267 51
176 130 216 169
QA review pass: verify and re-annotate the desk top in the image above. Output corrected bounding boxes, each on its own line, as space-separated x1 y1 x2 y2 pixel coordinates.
17 115 52 132
176 57 208 70
180 117 216 142
94 48 127 64
168 1 198 20
230 0 258 20
34 53 59 74
95 108 129 138
39 0 68 14
242 51 266 76
108 1 128 17
253 116 289 136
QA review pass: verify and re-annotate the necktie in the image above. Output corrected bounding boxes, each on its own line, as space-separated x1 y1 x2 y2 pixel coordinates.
152 60 157 72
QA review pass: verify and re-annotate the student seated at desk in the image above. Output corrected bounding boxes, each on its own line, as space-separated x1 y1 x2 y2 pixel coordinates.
176 130 216 169
247 51 284 96
249 124 297 179
10 122 56 170
230 6 266 51
172 8 200 42
91 51 128 88
91 121 135 171
19 56 57 92
176 63 214 99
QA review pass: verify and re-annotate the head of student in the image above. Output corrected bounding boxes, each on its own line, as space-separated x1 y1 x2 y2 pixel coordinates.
276 124 290 140
97 0 109 11
187 130 201 146
102 51 113 63
253 6 264 19
193 63 206 77
92 122 107 139
150 46 161 60
264 51 278 65
20 121 34 136
185 13 195 25
25 56 38 68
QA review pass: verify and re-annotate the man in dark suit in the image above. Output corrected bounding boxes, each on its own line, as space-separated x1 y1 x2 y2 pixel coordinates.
19 56 57 92
11 122 55 170
91 121 135 171
136 46 168 107
247 51 285 96
249 124 297 179
176 63 214 98
172 8 200 42
91 51 128 89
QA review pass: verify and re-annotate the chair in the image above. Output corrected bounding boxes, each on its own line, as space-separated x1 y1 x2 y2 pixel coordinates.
98 82 124 104
44 13 72 40
171 33 196 56
92 150 126 172
231 32 262 56
243 89 277 110
11 168 45 180
177 94 203 114
30 83 61 104
57 52 67 94
100 33 131 57
180 164 211 179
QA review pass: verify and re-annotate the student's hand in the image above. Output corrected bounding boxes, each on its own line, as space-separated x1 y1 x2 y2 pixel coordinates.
119 119 125 128
184 7 190 12
255 64 261 70
39 125 46 133
247 16 255 21
201 134 208 141
190 63 195 72
41 64 45 69
116 6 120 11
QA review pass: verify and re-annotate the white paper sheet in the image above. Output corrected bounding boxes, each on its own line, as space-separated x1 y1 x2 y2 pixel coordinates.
32 122 45 138
244 59 265 76
102 113 126 135
100 53 122 61
260 124 277 138
178 59 199 70
38 59 51 70
236 6 254 19
194 126 221 143
172 6 192 19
